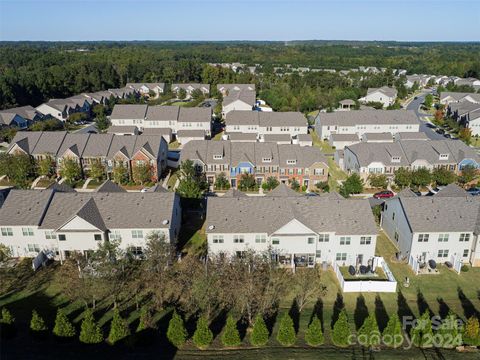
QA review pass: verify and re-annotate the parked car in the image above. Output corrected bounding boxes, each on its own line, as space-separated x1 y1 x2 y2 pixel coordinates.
467 187 480 196
436 129 445 134
444 133 451 139
373 190 395 199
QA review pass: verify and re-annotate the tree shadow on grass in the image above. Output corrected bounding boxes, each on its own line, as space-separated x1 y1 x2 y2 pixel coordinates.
210 309 228 339
330 292 344 328
436 297 451 319
309 298 324 331
264 307 279 337
397 290 415 334
353 294 369 330
416 290 434 317
288 299 300 334
374 295 389 332
457 287 479 319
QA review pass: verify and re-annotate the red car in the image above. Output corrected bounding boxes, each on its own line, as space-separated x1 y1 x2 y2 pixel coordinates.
373 190 394 199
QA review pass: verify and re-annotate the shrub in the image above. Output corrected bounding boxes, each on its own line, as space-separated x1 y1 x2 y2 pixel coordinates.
305 316 324 346
0 308 14 325
410 311 433 348
382 314 403 348
79 308 103 344
276 313 296 346
30 310 47 332
136 307 153 332
192 316 213 349
249 314 269 346
221 315 241 347
53 308 76 338
461 265 470 272
108 309 130 345
436 312 461 348
463 316 480 346
167 310 187 348
332 309 351 347
357 314 381 348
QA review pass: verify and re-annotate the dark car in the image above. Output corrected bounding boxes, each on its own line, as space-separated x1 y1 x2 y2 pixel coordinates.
436 129 445 134
426 123 435 128
411 190 422 197
414 96 418 100
373 190 394 199
444 133 451 139
467 187 480 196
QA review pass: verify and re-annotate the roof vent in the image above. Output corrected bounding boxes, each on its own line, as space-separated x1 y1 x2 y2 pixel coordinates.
208 225 215 230
162 219 169 225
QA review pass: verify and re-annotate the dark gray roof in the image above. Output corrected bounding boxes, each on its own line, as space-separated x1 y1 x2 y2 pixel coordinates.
226 111 307 128
178 107 211 123
111 104 148 120
145 106 180 121
107 125 138 134
367 86 397 98
266 183 302 197
363 132 393 141
223 90 256 107
106 134 138 160
395 132 429 140
434 184 470 197
320 110 419 127
264 134 292 143
57 133 91 158
96 180 126 193
82 134 114 157
141 128 172 136
0 105 41 124
31 131 68 156
47 182 76 193
8 132 43 154
177 130 206 138
330 134 359 141
227 132 257 141
0 190 53 226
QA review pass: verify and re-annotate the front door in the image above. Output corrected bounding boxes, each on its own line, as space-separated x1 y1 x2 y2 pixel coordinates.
231 179 236 188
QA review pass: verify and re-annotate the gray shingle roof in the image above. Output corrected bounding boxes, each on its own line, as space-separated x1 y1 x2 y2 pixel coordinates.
223 90 256 107
111 104 148 120
141 128 172 136
145 106 180 121
227 132 257 141
177 130 206 138
395 132 429 140
57 133 91 158
82 134 114 158
96 180 126 193
0 105 41 124
217 84 256 93
31 131 67 156
107 126 139 134
362 132 393 141
320 110 418 127
178 107 211 123
440 92 480 103
434 184 470 197
226 111 307 127
106 134 138 160
367 86 397 98
0 189 53 226
8 132 43 154
330 134 359 141
264 134 292 143
266 183 302 197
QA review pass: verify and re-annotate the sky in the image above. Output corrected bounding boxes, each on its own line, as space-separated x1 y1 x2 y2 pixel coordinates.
0 0 479 42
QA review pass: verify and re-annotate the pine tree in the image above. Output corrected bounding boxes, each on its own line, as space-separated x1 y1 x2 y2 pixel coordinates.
332 309 351 347
357 314 381 348
463 316 480 346
305 316 324 346
0 308 14 325
192 316 213 349
436 312 460 349
249 314 269 347
53 308 76 338
276 313 296 346
79 308 103 344
30 310 47 332
108 309 130 345
382 314 404 348
410 311 433 348
136 307 152 333
221 315 241 347
167 310 188 348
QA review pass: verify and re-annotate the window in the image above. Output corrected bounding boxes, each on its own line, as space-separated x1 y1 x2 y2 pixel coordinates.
340 237 351 245
418 234 429 242
94 234 102 241
27 244 40 252
460 233 470 242
109 231 121 240
316 250 321 258
233 235 244 243
1 228 13 236
286 159 296 165
58 234 66 241
438 234 449 242
437 249 449 258
262 158 272 163
130 246 143 256
307 237 315 244
272 238 280 245
336 253 347 261
255 235 266 243
212 235 224 244
213 154 223 160
132 230 143 239
318 234 329 242
314 168 324 175
22 227 34 236
45 231 56 240
360 236 372 245
463 249 469 258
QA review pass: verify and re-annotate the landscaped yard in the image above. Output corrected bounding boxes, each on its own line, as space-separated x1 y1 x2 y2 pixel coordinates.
311 130 335 154
327 157 347 192
168 140 180 150
471 137 480 148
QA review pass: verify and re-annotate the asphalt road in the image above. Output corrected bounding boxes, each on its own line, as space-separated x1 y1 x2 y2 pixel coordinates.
406 91 445 140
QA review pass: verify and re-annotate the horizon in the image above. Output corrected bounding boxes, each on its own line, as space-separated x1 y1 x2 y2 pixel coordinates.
1 0 479 42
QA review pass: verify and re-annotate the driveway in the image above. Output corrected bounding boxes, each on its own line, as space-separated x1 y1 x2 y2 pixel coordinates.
406 90 444 140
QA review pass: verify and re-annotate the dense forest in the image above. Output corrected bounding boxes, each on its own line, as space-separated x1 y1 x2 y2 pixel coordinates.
0 41 479 111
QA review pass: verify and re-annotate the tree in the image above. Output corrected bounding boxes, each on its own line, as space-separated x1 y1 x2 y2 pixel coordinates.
261 176 279 191
394 168 412 188
132 162 151 185
459 165 477 185
289 177 300 191
432 168 457 186
0 153 36 189
53 308 76 338
30 310 47 332
357 314 381 348
214 172 230 190
136 307 153 332
221 315 241 347
95 114 110 132
367 174 388 189
463 316 480 346
37 156 55 178
167 310 188 348
59 158 82 185
112 162 129 184
191 89 204 101
178 88 187 100
411 168 432 188
305 316 324 346
192 316 213 349
108 309 130 345
0 308 14 325
332 309 351 347
458 127 472 145
276 313 296 346
292 267 327 313
423 94 433 108
315 181 329 193
238 173 257 191
89 160 105 181
0 244 11 262
176 160 208 198
79 308 103 344
339 173 363 197
249 314 269 346
410 311 433 348
382 313 403 348
436 312 461 348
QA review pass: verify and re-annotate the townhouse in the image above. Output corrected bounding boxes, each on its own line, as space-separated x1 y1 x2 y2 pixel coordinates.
126 82 166 97
381 186 480 268
439 92 480 106
217 84 256 96
342 139 479 181
180 140 329 190
225 111 308 141
359 86 397 107
0 105 43 128
405 75 433 89
0 189 181 260
205 187 378 268
315 110 420 140
171 83 210 98
221 89 256 117
36 96 92 121
7 132 168 182
446 101 480 136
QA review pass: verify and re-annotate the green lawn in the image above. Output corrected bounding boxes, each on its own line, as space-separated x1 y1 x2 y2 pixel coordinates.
327 157 347 192
166 170 179 190
471 137 480 148
212 131 223 141
311 130 334 153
